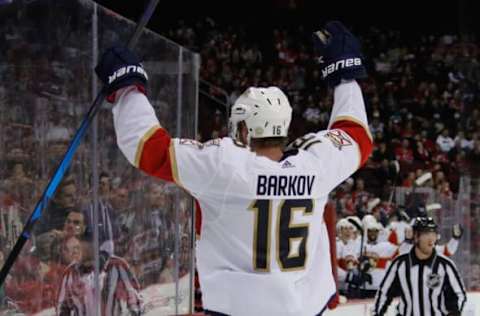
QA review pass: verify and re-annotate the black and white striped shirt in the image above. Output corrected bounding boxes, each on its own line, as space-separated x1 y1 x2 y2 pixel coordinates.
374 248 466 316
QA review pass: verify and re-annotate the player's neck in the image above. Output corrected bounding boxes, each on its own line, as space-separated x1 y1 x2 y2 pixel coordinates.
253 146 284 162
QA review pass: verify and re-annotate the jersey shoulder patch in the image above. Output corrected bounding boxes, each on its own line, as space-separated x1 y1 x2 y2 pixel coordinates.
323 129 353 151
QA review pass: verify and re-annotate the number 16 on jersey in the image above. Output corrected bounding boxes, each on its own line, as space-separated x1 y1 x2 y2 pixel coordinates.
249 199 314 272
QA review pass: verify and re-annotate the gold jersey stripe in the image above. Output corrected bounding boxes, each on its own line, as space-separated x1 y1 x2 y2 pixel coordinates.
134 124 161 167
169 141 181 186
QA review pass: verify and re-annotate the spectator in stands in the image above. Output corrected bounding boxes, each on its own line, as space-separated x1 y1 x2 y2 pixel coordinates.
114 182 173 286
413 140 431 162
436 128 455 153
402 171 416 188
4 238 64 314
455 130 474 151
62 209 87 239
111 187 134 258
84 171 114 255
369 111 384 135
2 160 34 204
56 236 143 316
394 139 414 163
350 178 370 216
35 207 86 274
58 235 82 266
36 176 78 235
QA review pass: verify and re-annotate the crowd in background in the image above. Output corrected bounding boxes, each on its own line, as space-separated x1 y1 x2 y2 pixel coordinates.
0 0 479 314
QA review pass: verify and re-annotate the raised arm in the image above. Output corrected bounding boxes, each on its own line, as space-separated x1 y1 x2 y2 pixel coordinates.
290 22 373 193
95 46 177 183
96 46 223 196
315 21 372 167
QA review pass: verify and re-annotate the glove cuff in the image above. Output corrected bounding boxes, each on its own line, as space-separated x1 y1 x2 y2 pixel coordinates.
321 56 367 87
107 83 147 103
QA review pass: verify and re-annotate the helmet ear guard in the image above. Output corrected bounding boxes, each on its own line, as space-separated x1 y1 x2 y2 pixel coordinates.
229 87 292 145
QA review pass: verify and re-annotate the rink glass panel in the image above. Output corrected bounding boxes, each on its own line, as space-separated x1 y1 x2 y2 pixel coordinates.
0 0 198 315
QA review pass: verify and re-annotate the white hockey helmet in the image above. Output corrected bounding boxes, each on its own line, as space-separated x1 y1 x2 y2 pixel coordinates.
363 215 382 231
229 86 292 144
336 218 350 232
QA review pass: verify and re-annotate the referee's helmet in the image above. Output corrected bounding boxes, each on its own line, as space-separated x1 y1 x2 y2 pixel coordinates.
412 217 438 233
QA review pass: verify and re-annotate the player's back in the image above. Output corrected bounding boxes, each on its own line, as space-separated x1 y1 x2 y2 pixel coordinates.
194 138 335 316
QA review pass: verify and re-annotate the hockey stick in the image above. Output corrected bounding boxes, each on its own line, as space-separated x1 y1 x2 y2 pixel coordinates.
0 0 160 286
386 160 400 206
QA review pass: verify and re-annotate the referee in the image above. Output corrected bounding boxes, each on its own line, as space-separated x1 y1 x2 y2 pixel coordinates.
374 217 466 316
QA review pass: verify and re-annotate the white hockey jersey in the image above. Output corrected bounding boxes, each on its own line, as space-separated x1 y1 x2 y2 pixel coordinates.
336 238 361 286
363 241 399 290
386 220 411 245
111 81 372 316
337 238 361 270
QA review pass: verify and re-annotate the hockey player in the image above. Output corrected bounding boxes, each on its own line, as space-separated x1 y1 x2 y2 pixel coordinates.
386 209 412 245
336 220 360 268
336 219 359 291
359 216 399 298
95 21 372 316
344 215 363 259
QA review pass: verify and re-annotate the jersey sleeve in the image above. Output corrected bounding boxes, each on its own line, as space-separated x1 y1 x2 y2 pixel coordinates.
289 80 373 193
387 228 399 245
112 86 222 196
169 138 224 196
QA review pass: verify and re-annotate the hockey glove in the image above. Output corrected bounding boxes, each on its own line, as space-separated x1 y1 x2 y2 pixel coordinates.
452 224 463 240
312 21 367 87
95 45 148 102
